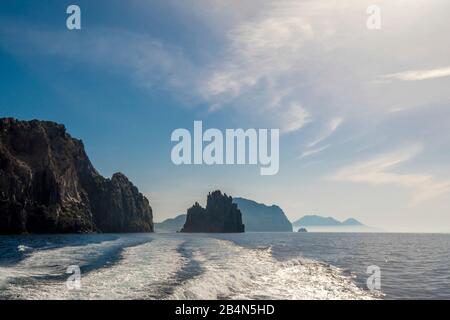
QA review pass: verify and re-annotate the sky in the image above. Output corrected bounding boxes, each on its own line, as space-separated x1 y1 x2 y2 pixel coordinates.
1 0 450 232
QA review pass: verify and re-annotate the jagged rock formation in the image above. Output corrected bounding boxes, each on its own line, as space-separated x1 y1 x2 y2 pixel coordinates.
180 191 244 233
233 197 292 232
157 197 292 232
0 118 153 234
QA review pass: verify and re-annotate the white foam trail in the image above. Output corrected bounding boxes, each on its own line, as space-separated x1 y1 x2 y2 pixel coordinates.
2 237 185 299
169 239 376 300
1 238 125 282
0 238 122 292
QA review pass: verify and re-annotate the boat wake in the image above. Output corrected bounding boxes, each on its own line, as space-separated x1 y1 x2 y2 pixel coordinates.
169 239 376 300
0 235 377 300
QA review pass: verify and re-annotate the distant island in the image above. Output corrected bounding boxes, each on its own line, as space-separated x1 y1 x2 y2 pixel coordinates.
155 214 187 232
180 191 245 233
0 118 154 234
156 198 292 232
293 215 365 227
292 215 372 232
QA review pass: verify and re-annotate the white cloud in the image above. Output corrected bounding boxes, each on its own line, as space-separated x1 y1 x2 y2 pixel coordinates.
383 66 450 81
198 0 450 138
331 145 450 205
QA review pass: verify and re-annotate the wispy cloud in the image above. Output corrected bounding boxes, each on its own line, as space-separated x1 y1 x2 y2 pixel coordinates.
198 0 325 133
0 22 199 98
308 117 343 148
331 145 450 205
383 66 450 81
297 117 342 160
298 144 330 159
280 103 311 133
199 0 450 135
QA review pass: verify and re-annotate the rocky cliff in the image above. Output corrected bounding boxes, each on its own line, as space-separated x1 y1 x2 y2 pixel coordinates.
180 191 244 233
0 118 153 234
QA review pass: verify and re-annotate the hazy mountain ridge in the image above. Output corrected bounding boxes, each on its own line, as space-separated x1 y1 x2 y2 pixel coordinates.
155 214 186 232
293 215 365 227
233 197 292 232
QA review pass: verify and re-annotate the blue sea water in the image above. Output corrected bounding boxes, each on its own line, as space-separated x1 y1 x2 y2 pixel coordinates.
0 232 449 299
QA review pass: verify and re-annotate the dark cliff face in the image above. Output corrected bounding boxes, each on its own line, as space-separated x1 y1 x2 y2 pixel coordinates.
0 118 153 234
180 191 244 233
86 172 154 233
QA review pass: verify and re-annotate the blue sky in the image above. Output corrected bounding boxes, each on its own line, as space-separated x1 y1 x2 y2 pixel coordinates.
1 0 450 231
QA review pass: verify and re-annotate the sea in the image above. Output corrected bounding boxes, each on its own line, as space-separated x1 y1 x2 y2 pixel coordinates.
0 232 449 300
